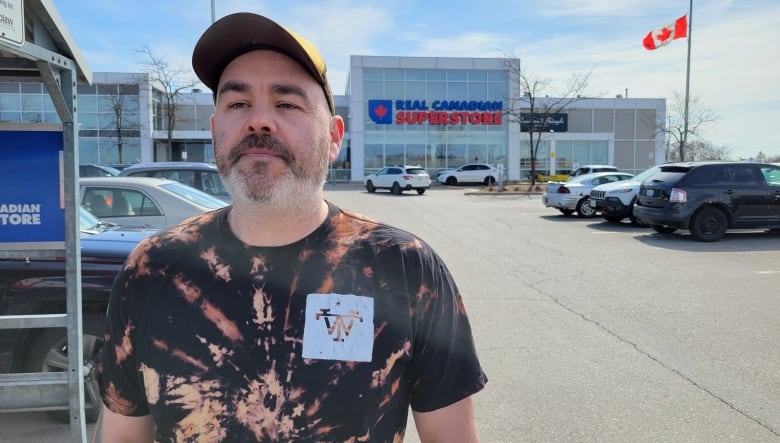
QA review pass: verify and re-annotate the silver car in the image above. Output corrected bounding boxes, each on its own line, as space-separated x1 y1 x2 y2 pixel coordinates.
119 161 231 203
542 172 633 218
80 177 228 229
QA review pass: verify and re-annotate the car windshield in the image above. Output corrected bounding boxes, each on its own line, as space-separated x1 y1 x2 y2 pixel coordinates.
80 207 118 234
631 166 661 182
650 165 692 184
570 174 605 184
80 207 101 231
161 182 230 209
406 168 428 175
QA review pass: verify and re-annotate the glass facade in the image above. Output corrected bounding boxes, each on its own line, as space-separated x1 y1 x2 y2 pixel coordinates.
520 139 610 174
0 81 143 164
2 62 663 181
77 83 142 164
0 83 60 124
362 68 509 176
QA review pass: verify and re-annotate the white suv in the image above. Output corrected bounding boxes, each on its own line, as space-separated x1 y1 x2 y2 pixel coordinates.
363 165 432 195
589 166 660 224
436 163 499 185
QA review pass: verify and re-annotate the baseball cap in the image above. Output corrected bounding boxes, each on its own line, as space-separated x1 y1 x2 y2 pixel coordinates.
192 12 335 114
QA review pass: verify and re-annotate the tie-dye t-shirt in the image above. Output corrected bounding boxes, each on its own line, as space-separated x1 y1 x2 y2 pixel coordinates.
99 202 487 442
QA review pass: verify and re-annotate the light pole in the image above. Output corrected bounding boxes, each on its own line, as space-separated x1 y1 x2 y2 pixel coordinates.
211 0 216 23
549 129 556 176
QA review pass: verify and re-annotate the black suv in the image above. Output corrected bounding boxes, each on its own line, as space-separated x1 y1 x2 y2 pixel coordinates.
633 162 780 241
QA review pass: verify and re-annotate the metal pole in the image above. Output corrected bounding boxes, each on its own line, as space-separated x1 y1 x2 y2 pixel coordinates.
681 0 693 161
211 0 216 23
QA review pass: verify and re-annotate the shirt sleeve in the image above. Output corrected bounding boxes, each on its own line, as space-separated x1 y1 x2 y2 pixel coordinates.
404 243 488 412
98 265 151 417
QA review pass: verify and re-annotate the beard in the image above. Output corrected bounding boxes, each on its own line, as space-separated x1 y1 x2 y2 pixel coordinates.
215 132 330 214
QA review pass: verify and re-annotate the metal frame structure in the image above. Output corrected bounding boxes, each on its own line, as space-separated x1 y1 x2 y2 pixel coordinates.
0 1 92 441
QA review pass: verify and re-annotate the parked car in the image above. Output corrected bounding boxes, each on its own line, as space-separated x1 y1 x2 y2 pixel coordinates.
544 167 626 198
119 161 231 202
542 172 634 217
570 164 619 177
104 162 134 171
80 176 228 229
537 164 620 183
589 166 661 225
0 210 156 422
363 165 432 195
633 162 780 242
436 163 499 185
79 163 120 177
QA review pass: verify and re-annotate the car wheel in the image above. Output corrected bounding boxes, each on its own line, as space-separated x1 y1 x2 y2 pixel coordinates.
391 182 402 195
416 189 426 195
576 198 597 218
630 214 649 226
445 176 458 186
23 312 105 423
558 208 575 216
365 181 376 193
689 206 727 242
652 225 677 234
604 215 623 223
483 176 496 185
628 207 649 227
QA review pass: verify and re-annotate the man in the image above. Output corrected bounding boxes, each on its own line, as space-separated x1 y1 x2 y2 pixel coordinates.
97 12 486 442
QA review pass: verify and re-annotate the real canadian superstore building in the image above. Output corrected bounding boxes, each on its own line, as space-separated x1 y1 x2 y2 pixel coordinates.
0 56 666 182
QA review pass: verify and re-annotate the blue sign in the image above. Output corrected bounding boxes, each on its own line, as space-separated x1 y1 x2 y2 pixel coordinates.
368 100 393 124
0 130 65 247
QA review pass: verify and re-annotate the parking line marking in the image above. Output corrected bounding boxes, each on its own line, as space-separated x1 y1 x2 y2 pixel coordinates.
756 270 780 274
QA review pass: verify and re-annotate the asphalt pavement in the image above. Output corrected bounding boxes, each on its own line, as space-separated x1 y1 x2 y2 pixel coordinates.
2 183 779 442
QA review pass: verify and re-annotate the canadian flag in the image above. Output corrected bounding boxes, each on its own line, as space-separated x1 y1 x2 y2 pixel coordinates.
643 15 687 50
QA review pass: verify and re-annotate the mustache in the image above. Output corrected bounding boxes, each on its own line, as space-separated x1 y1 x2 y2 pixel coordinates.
226 133 295 166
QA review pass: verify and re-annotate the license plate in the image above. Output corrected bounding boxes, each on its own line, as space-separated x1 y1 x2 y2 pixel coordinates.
590 200 597 207
645 189 654 197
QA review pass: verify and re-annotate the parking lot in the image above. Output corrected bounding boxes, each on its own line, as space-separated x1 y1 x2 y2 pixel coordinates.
2 184 779 442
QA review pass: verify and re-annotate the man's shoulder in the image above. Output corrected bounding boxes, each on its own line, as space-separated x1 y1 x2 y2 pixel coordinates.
136 208 226 252
331 207 431 251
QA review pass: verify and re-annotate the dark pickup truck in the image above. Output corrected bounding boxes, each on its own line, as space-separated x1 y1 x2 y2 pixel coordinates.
0 209 154 420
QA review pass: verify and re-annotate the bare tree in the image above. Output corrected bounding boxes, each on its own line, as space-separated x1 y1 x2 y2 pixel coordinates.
666 139 731 162
660 92 717 162
502 54 592 186
102 82 142 163
135 45 196 153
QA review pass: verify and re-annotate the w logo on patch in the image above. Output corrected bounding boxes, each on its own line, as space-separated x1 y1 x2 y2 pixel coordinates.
368 100 393 124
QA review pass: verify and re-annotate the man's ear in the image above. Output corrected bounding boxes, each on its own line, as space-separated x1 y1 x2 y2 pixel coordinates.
329 115 345 162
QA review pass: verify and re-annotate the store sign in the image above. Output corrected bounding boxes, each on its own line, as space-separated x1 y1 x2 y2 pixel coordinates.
520 113 568 132
0 130 65 249
368 99 504 126
0 0 24 46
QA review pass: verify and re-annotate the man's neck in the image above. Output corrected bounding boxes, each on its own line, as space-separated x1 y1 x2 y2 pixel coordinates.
228 200 329 247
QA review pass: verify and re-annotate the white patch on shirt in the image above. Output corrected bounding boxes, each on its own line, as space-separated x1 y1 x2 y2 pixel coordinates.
302 293 374 362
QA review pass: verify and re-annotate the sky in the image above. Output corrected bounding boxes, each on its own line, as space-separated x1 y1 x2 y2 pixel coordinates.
50 0 780 160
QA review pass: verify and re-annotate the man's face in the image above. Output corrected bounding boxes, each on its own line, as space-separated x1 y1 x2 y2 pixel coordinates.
210 50 343 211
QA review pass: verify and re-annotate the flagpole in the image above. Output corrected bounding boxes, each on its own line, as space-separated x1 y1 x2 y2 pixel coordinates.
681 0 693 160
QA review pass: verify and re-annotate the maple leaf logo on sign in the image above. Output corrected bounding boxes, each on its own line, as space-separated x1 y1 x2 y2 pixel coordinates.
368 100 393 124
